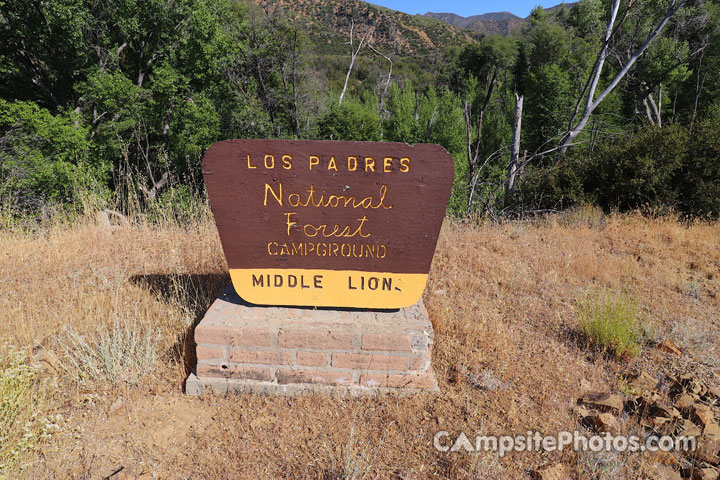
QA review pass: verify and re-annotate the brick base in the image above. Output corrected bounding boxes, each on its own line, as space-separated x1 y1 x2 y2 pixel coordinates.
185 285 438 396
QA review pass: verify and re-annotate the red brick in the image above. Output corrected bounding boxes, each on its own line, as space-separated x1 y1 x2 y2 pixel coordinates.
296 351 328 367
195 326 271 348
196 345 225 361
331 353 407 371
408 354 428 371
278 329 354 350
361 333 412 352
197 364 270 381
229 350 292 365
359 370 436 389
276 369 354 386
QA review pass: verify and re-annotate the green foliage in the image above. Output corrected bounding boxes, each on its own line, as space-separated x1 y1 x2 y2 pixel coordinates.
318 93 381 141
0 99 110 212
578 289 644 357
514 121 720 217
0 0 719 220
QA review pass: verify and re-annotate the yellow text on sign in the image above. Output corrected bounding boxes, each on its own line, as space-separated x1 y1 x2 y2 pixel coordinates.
229 269 427 309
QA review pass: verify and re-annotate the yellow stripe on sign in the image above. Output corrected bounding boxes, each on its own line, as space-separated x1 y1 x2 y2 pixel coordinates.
229 268 428 309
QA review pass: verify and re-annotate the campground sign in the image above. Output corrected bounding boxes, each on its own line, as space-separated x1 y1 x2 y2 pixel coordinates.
202 139 453 309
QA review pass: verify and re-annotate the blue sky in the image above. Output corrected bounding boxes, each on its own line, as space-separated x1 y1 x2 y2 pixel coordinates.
369 0 564 18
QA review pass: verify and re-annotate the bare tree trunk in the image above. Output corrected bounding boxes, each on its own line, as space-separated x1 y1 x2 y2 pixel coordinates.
643 97 656 125
691 50 706 131
291 29 301 137
476 69 498 152
506 93 524 197
559 0 686 151
647 91 662 127
367 43 393 112
339 20 369 107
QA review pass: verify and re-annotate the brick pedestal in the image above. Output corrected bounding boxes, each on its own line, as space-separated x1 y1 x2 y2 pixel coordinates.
185 286 438 396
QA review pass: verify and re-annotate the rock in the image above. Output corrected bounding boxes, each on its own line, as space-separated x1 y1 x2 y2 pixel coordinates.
109 397 124 415
652 416 674 435
692 405 717 429
587 413 621 435
530 463 570 480
677 419 702 437
582 392 624 413
650 450 677 465
32 347 59 375
650 402 682 419
658 339 682 355
705 422 720 441
707 386 720 401
691 381 708 396
632 371 659 393
693 467 719 480
697 439 720 464
573 406 592 418
675 394 696 413
647 464 682 480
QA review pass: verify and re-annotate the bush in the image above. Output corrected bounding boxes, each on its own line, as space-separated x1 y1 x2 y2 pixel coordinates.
514 121 720 217
317 93 382 141
0 100 110 213
56 319 158 387
578 289 644 357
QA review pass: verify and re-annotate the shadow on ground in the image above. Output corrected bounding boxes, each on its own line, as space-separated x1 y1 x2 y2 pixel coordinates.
130 273 229 381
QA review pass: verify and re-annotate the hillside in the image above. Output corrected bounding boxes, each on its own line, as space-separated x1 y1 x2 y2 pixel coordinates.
424 11 521 29
425 3 576 36
250 0 473 55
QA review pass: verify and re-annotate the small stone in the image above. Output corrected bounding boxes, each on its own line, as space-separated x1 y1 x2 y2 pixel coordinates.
632 371 659 393
693 405 717 429
32 348 59 375
693 467 719 480
588 413 621 435
530 463 570 480
647 464 682 480
707 386 720 401
705 422 720 441
688 379 707 396
675 394 696 413
573 406 592 418
658 339 682 355
697 439 720 464
652 416 674 435
677 419 702 437
650 450 677 465
582 392 624 413
650 402 682 419
109 397 124 415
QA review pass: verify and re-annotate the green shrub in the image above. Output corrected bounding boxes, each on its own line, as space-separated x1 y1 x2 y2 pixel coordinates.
0 100 110 214
317 93 382 141
578 289 644 357
56 319 158 387
514 121 720 218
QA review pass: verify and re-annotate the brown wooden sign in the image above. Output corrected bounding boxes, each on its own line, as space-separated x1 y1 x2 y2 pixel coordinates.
202 139 454 308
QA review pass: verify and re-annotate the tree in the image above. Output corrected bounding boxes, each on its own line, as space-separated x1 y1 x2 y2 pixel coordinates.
559 0 691 150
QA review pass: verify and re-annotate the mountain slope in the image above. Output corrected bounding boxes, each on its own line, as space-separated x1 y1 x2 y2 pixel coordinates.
425 3 576 37
424 11 520 29
251 0 473 56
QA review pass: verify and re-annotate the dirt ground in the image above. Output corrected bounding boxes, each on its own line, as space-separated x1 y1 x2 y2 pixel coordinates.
1 208 718 479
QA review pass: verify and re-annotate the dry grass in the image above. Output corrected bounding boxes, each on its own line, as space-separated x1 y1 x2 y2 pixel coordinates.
0 207 718 479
